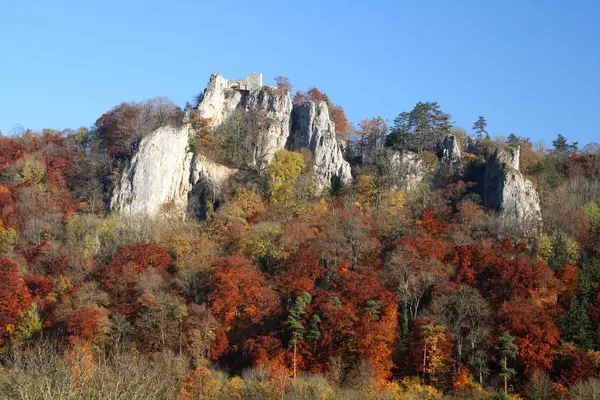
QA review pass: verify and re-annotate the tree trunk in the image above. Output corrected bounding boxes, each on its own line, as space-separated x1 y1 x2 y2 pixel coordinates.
293 342 297 379
504 355 508 394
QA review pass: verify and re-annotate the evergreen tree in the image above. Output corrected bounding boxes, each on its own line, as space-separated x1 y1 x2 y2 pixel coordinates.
286 291 312 378
473 116 489 139
552 134 570 153
387 101 452 152
560 294 594 349
507 133 520 148
306 314 322 342
570 141 579 153
496 331 518 395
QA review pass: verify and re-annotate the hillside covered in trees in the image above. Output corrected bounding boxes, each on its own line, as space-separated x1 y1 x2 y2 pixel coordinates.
1 73 600 400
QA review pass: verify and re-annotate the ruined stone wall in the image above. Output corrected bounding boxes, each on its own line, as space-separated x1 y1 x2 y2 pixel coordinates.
225 72 262 90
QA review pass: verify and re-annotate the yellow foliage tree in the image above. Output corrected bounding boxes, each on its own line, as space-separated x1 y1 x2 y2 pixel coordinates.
20 155 46 185
14 303 43 343
0 227 18 254
536 233 553 262
354 174 377 207
267 149 305 204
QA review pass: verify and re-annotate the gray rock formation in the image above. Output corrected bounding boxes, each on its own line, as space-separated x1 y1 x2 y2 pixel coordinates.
484 147 541 233
441 135 462 165
186 154 238 218
111 72 355 217
110 124 238 218
288 101 352 190
389 151 427 191
196 73 291 170
362 148 427 191
111 125 194 216
495 145 520 171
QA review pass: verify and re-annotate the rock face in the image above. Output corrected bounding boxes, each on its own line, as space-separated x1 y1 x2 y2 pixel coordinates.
186 154 237 218
390 151 427 191
363 148 426 191
197 73 291 169
111 125 194 216
441 135 462 165
111 72 355 217
288 101 352 190
483 147 541 232
111 125 238 218
495 145 520 171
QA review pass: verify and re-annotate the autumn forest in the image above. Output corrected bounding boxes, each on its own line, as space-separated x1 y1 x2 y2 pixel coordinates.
2 80 600 400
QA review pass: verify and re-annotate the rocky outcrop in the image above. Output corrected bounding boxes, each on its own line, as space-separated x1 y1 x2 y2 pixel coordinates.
186 155 237 218
288 101 352 190
196 73 291 170
111 125 194 216
389 151 427 191
111 72 356 217
495 145 520 171
362 148 426 191
197 73 352 189
441 135 462 165
484 147 541 233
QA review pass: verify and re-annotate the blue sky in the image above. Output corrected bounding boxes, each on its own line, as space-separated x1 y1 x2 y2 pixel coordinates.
1 0 599 145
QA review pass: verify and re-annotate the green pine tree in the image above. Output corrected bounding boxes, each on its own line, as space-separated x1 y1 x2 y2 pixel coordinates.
496 331 518 395
506 133 520 148
306 314 322 343
387 102 452 152
552 134 569 153
286 291 312 378
560 294 594 349
473 116 488 139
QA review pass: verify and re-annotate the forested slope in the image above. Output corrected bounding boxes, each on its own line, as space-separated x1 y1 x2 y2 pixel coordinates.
1 76 600 399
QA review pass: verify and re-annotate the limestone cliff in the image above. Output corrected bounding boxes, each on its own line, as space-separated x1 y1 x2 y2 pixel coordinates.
110 125 194 216
111 72 354 217
483 146 541 232
288 101 352 190
362 148 427 191
441 135 462 166
186 155 237 218
196 73 291 170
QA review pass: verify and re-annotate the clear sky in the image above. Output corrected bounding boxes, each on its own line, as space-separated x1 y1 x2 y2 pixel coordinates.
1 0 599 145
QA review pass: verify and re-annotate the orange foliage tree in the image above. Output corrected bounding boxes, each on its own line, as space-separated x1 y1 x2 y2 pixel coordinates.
97 243 172 315
0 257 33 345
209 257 280 361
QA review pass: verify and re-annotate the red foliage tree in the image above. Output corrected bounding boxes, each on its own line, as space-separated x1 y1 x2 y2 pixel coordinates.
306 87 326 103
329 105 348 136
551 343 596 387
449 245 478 285
68 305 110 342
303 262 398 379
0 257 33 344
498 296 560 373
473 246 560 306
98 243 172 315
210 257 279 328
276 247 324 296
557 263 579 308
419 208 448 237
243 333 287 371
0 184 17 229
209 257 279 360
0 136 25 173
